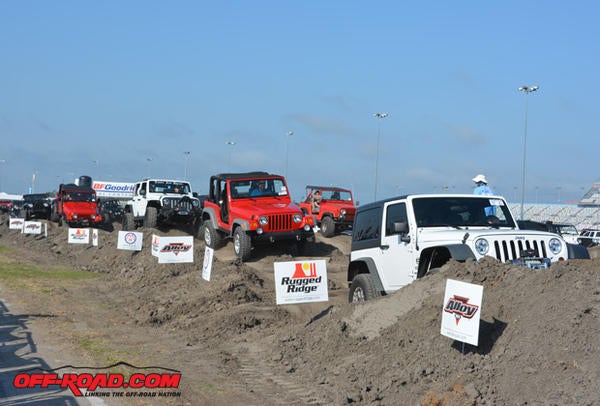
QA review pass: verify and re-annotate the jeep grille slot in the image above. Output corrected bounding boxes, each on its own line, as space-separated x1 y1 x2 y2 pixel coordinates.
491 239 548 262
267 214 293 231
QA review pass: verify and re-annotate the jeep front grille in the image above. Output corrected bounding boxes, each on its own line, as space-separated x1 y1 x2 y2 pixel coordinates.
266 214 294 231
164 199 193 211
491 239 548 262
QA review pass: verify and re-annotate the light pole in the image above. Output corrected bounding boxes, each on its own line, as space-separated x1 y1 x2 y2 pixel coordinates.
373 112 388 201
183 151 191 180
226 141 236 171
285 131 293 178
518 85 539 220
0 159 5 191
92 160 99 179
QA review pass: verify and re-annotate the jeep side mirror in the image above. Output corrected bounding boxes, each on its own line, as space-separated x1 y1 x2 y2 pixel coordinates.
140 189 146 196
393 221 408 233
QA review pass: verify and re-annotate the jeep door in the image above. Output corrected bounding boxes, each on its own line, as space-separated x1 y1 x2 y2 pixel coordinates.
132 182 148 217
377 201 416 289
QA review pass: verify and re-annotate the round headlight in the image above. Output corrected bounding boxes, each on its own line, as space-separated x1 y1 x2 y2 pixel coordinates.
549 238 562 255
340 209 346 216
192 200 199 207
475 238 489 255
163 198 170 206
259 216 268 226
293 214 302 223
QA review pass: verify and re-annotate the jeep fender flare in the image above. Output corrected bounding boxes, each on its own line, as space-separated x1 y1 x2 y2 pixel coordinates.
567 243 590 259
201 207 218 226
231 218 251 235
347 257 385 294
417 244 476 278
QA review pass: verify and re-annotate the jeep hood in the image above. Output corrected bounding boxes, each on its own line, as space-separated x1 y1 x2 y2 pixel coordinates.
233 199 301 215
63 202 99 217
418 227 563 244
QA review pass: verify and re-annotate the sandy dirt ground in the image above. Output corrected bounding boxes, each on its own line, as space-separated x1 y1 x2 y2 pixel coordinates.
0 214 598 405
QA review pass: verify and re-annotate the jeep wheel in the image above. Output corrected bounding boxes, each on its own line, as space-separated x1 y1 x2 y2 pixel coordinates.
233 227 252 261
349 274 380 303
103 212 112 225
22 210 29 221
144 207 158 228
50 203 59 222
203 221 224 249
122 212 136 231
58 214 64 227
320 216 335 238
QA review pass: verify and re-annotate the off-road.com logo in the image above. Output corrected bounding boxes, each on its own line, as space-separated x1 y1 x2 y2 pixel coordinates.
13 372 181 397
160 243 192 255
444 295 479 325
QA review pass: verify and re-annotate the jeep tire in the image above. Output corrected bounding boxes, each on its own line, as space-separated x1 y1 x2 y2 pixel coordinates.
144 207 158 228
233 227 252 261
50 203 59 222
203 220 224 249
122 212 136 231
349 273 380 303
320 216 335 238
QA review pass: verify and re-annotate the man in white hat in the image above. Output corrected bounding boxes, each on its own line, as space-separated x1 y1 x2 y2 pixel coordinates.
472 174 496 216
472 174 494 196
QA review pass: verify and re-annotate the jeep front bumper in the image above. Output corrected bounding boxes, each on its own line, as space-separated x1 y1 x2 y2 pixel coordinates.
249 228 315 244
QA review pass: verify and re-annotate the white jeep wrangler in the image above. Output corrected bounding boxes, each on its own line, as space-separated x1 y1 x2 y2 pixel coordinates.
122 179 202 231
347 194 589 302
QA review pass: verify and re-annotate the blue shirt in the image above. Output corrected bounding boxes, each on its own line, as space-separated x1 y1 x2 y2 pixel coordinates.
474 183 496 216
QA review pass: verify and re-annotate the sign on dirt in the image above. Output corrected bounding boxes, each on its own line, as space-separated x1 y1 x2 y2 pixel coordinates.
441 279 483 346
274 260 328 305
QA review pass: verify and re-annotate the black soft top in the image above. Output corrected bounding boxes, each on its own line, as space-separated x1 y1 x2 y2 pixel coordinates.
59 183 96 193
306 185 351 192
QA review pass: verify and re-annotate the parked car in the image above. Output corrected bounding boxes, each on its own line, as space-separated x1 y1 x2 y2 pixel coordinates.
51 176 103 227
0 200 14 213
347 194 590 302
200 172 314 261
21 194 52 220
517 220 581 245
98 199 125 223
298 185 357 237
578 229 600 248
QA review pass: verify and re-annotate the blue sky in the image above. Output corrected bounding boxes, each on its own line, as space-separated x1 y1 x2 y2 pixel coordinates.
1 1 598 205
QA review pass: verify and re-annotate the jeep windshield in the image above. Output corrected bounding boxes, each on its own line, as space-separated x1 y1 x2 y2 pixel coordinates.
230 178 288 199
412 196 516 228
64 192 96 202
320 189 352 201
148 181 191 194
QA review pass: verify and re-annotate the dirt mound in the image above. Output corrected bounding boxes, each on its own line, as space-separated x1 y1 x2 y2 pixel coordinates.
0 214 598 405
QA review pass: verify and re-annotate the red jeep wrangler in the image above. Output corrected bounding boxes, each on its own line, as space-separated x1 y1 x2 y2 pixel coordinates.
200 172 315 261
51 176 103 227
298 185 356 237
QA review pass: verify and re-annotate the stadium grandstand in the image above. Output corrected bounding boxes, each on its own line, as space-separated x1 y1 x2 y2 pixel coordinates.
508 182 600 231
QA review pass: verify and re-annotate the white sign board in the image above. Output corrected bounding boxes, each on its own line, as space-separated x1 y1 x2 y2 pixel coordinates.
68 228 90 244
92 181 135 198
151 234 160 257
9 218 24 230
117 231 144 251
155 235 194 264
202 246 214 281
23 221 43 235
441 279 483 346
274 260 328 305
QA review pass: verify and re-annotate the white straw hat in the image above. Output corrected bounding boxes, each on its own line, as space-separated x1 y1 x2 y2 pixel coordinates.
472 174 488 184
